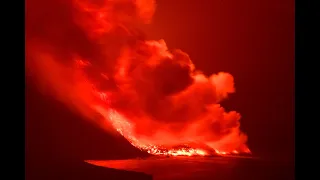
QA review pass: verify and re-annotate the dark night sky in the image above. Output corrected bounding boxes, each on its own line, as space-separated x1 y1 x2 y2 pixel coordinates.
25 0 294 166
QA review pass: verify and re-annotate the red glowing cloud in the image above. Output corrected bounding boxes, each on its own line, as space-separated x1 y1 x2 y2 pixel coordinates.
25 0 250 156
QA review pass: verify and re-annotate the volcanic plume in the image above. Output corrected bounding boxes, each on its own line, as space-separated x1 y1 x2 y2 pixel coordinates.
25 0 250 156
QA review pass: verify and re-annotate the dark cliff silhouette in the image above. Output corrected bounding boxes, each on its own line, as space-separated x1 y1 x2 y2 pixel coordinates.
25 78 151 180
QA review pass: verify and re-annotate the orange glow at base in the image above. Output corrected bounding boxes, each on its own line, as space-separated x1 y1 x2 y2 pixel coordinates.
92 84 250 156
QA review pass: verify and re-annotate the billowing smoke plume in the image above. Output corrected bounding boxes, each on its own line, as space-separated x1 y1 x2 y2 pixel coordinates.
26 0 249 155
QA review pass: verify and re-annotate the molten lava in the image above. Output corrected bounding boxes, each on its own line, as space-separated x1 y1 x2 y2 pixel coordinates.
26 0 251 157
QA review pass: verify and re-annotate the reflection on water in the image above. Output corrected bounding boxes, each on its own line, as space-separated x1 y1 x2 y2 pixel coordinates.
86 156 294 180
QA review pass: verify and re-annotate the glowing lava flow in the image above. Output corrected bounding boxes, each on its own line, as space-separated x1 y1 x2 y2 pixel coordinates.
91 88 249 157
94 102 209 156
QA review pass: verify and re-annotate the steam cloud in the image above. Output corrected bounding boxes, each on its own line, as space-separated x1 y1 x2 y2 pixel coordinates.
26 0 249 154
